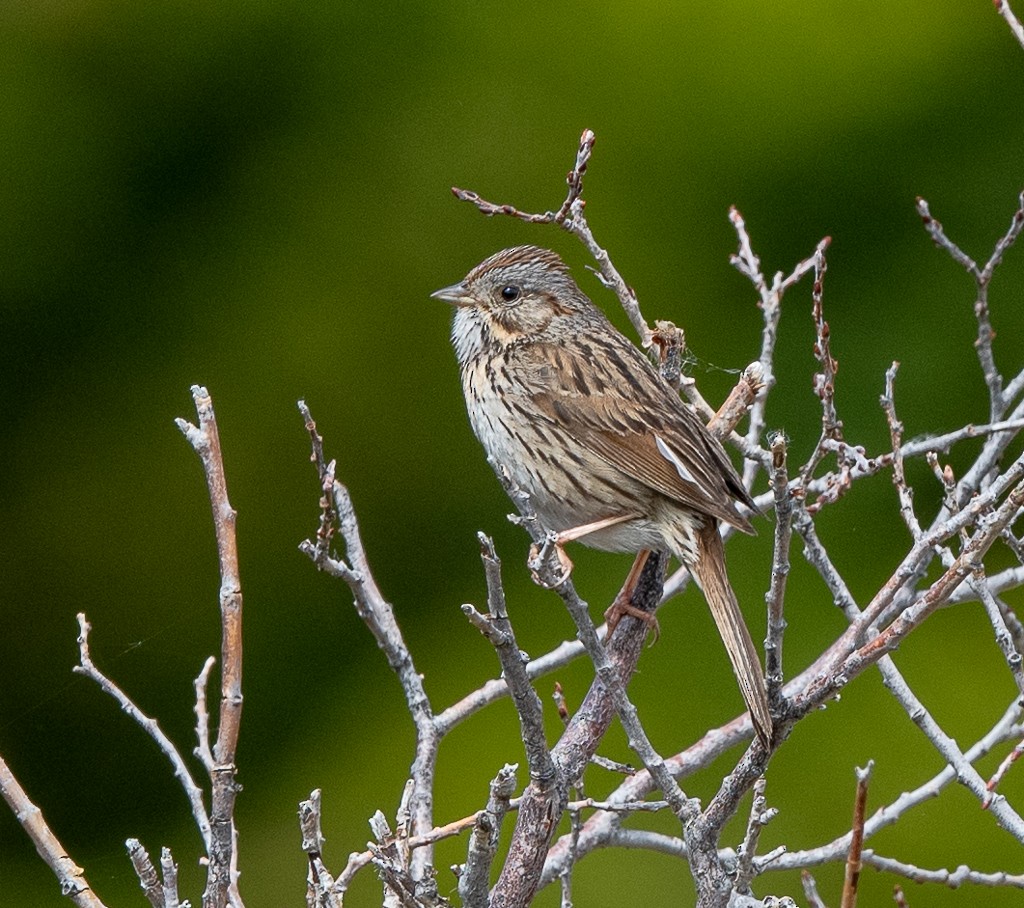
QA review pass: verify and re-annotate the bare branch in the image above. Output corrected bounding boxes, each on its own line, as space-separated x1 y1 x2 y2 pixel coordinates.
297 401 339 564
792 451 1024 712
0 753 108 908
800 239 843 490
902 417 1024 457
299 790 341 908
435 636 588 736
525 541 693 827
459 764 517 908
299 401 440 880
811 243 839 438
126 839 165 908
995 0 1024 50
774 696 1022 870
493 546 669 903
540 711 756 886
793 506 861 621
916 193 1024 419
464 535 554 782
160 848 183 908
974 576 1024 696
879 657 1024 838
862 851 1024 888
688 743 774 904
176 384 245 908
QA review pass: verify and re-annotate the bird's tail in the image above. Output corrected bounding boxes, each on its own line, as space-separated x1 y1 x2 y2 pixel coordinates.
691 521 773 748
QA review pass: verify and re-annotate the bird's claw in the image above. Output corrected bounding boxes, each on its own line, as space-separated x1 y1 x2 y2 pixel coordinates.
528 535 574 588
604 598 660 644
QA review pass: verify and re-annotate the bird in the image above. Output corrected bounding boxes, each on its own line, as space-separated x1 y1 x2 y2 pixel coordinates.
432 244 772 748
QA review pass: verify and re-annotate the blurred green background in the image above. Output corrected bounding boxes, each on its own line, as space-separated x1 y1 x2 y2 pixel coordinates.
2 1 1024 905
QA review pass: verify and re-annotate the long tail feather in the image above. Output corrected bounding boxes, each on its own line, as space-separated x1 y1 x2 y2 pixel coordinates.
691 521 773 748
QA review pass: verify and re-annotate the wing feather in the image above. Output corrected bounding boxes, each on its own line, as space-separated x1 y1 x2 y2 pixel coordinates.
517 336 756 533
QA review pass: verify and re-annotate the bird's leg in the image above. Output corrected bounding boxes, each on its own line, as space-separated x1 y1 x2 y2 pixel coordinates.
528 514 636 589
604 549 660 642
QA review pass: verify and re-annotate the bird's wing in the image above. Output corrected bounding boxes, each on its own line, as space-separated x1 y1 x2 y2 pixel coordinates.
520 337 756 534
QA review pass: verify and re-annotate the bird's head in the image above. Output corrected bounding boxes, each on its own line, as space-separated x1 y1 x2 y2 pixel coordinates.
433 246 586 362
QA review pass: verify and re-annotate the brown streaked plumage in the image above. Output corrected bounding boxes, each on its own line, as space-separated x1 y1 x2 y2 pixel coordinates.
433 245 772 747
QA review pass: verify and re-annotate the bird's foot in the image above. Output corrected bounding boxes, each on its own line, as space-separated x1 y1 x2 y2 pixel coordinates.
604 595 660 644
528 534 574 588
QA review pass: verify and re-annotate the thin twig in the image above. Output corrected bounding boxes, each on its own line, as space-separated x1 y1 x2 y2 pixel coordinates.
453 128 652 345
902 417 1024 457
298 401 440 883
840 762 873 908
801 870 829 908
862 851 1024 888
74 614 212 846
974 575 1024 696
793 507 861 621
729 208 824 492
336 811 484 895
435 636 589 736
194 657 216 771
881 363 925 540
917 192 1024 420
765 432 792 707
986 737 1024 807
733 777 775 894
801 240 841 488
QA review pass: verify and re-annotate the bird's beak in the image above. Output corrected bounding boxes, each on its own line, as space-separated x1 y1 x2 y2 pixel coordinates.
431 282 474 307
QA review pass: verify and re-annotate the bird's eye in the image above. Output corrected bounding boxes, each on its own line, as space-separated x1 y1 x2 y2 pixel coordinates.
500 285 521 302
